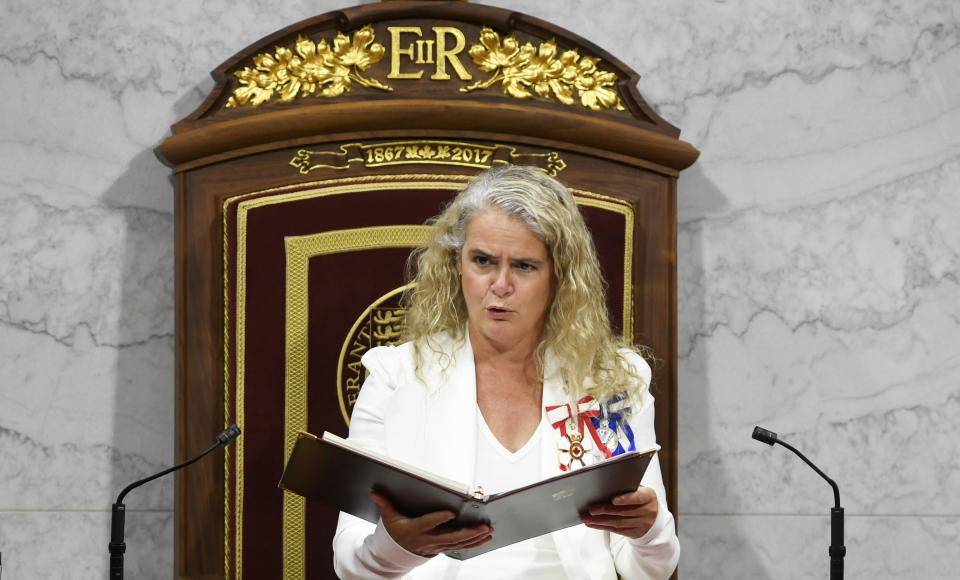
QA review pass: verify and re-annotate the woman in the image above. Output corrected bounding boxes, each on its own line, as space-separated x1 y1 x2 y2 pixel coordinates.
333 166 679 579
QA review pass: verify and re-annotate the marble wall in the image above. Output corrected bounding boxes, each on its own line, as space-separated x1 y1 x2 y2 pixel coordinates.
1 0 957 577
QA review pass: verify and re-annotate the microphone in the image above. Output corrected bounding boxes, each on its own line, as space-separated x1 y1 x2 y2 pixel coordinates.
752 426 845 579
109 424 241 579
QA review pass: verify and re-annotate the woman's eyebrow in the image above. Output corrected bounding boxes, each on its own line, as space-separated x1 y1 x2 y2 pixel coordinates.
511 257 545 266
465 248 544 265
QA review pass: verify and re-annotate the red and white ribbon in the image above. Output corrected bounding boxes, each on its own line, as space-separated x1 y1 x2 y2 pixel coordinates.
546 396 612 460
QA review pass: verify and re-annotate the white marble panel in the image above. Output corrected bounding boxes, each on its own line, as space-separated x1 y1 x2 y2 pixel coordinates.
0 194 175 510
680 514 960 580
0 420 173 512
0 510 172 580
678 156 960 514
0 196 173 345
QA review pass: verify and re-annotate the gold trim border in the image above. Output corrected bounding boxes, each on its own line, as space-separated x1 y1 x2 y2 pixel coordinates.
283 226 431 580
569 189 635 338
223 191 234 579
227 177 464 580
223 173 635 580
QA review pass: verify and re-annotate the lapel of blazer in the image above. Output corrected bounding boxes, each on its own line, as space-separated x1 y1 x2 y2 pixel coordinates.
539 347 569 480
416 331 479 487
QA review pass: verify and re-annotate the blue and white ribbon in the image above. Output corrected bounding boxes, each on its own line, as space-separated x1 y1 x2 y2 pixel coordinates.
591 394 636 456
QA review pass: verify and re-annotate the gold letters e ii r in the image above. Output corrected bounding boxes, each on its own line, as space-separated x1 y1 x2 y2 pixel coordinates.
387 26 473 81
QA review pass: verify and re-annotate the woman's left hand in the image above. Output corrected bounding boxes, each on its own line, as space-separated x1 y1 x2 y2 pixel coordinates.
579 484 658 539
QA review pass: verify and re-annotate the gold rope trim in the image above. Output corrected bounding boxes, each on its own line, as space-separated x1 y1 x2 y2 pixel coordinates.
222 195 234 578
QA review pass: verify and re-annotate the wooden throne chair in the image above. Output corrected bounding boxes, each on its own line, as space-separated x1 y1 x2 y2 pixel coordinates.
157 1 699 578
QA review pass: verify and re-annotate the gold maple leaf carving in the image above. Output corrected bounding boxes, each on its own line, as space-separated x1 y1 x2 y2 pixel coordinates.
290 37 352 98
333 24 385 71
572 56 622 111
462 27 624 112
228 49 295 107
226 24 392 108
469 26 520 72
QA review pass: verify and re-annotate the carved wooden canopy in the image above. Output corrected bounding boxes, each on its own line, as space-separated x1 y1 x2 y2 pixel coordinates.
159 1 697 578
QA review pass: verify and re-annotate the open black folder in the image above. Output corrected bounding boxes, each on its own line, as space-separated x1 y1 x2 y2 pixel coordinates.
279 431 658 560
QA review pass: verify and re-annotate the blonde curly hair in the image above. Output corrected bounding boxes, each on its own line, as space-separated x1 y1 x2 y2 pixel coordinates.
402 165 645 401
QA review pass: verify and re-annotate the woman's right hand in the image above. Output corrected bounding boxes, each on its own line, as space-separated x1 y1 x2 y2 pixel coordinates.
370 492 493 557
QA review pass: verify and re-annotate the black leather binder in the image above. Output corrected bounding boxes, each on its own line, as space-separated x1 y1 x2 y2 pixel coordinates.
279 431 657 559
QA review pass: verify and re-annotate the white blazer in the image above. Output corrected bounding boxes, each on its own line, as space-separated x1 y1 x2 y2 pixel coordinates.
332 331 680 579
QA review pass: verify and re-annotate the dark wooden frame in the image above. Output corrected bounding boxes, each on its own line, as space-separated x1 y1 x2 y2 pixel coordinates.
159 2 698 578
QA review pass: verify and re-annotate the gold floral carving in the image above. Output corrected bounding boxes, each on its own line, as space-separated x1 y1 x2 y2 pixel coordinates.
226 25 392 108
224 24 624 112
461 27 625 112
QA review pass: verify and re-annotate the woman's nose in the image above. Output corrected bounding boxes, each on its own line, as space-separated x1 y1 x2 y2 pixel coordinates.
490 266 513 295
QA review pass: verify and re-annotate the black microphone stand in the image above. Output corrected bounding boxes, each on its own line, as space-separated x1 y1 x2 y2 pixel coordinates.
752 426 845 580
109 424 241 579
